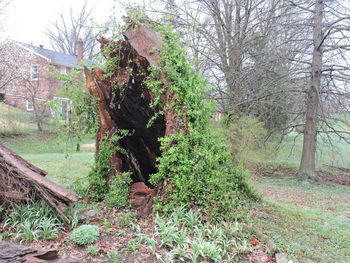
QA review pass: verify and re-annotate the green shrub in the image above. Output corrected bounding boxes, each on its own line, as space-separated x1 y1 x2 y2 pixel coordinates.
70 224 100 245
105 172 132 208
151 130 257 220
221 113 268 164
144 23 258 220
87 136 117 201
88 131 132 204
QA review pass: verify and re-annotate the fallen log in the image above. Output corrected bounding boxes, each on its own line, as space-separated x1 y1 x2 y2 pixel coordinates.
0 143 77 222
0 241 78 263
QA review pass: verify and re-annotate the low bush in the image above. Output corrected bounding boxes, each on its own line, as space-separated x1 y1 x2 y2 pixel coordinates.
70 224 100 246
220 113 268 165
105 172 132 208
150 130 258 220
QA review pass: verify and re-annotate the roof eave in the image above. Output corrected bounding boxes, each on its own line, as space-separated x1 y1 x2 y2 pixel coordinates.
10 40 51 63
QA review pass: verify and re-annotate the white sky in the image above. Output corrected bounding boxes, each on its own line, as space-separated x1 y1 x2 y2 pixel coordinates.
2 0 143 47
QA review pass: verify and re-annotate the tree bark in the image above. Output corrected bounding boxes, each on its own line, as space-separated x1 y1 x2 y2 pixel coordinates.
84 25 187 216
0 143 77 222
298 0 324 180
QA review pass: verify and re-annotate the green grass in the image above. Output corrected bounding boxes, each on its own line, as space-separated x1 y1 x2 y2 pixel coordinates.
23 152 93 187
0 108 95 187
0 102 56 134
252 175 350 263
0 124 95 189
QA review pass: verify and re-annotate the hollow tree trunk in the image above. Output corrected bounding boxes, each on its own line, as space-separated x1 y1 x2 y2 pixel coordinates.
299 0 324 180
84 25 185 214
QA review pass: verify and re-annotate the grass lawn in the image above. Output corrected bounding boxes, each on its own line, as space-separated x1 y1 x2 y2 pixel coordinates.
257 131 350 169
0 132 94 188
22 152 94 187
252 174 350 263
0 105 95 189
0 102 56 134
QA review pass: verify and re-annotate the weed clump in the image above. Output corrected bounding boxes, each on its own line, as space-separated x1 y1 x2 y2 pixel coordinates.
70 224 100 245
87 245 100 255
3 201 63 242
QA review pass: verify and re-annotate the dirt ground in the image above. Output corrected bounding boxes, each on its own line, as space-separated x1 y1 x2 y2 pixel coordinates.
15 205 276 263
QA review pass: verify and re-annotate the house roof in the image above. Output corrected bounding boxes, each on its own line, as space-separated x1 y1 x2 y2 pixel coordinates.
13 41 79 68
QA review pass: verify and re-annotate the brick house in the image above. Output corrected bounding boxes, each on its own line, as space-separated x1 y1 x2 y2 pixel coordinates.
0 40 84 121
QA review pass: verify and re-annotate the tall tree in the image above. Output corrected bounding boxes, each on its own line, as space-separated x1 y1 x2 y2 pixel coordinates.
45 1 98 58
296 0 350 179
298 0 324 179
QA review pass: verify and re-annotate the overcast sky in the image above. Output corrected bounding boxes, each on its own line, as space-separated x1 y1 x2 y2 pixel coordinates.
2 0 142 47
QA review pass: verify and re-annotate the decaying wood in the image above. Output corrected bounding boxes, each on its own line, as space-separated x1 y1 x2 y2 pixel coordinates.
0 241 78 263
85 23 187 215
0 241 36 262
0 143 77 222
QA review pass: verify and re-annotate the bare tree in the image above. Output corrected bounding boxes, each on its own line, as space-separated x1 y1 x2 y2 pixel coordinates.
292 0 350 179
148 0 303 130
147 0 350 177
0 0 12 94
45 1 98 59
298 0 324 179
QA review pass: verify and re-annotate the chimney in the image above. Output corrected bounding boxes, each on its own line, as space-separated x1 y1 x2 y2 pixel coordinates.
76 39 84 64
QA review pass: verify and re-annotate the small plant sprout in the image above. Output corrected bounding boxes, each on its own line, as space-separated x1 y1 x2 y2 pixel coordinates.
38 217 62 240
87 246 100 255
117 211 136 228
127 239 141 254
118 230 126 237
184 210 201 229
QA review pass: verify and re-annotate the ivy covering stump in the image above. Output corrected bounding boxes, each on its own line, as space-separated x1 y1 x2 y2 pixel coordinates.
84 20 257 219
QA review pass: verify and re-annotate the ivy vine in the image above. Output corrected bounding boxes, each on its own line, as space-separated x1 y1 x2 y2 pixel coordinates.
144 23 258 220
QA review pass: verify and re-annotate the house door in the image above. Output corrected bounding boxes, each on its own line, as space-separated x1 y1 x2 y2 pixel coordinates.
61 101 68 121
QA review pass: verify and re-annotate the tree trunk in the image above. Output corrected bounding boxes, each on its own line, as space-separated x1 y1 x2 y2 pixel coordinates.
298 0 324 180
84 25 186 215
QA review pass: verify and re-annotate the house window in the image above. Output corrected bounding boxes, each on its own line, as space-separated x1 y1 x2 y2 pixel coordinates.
0 93 5 102
31 65 39 81
26 100 34 111
60 66 67 74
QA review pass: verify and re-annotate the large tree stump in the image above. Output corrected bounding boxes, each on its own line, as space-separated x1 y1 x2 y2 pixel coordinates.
84 23 185 214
